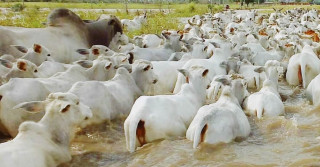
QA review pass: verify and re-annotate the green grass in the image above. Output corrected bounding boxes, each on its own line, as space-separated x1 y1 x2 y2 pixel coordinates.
0 2 162 9
1 2 319 38
0 2 226 38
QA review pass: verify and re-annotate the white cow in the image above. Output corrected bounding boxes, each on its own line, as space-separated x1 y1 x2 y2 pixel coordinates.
0 59 118 136
2 59 38 82
121 14 147 32
187 85 250 148
151 60 186 95
244 79 284 118
124 66 210 152
69 64 157 125
12 44 52 66
306 74 320 107
286 45 320 88
0 92 92 167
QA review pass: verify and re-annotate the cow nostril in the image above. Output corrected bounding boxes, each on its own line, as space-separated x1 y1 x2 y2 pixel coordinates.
143 44 147 48
207 85 211 89
84 117 89 120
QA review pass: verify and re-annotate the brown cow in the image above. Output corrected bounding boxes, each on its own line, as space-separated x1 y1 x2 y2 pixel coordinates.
0 8 122 63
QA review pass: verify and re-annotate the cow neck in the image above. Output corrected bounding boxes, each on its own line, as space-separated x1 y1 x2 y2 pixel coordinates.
86 20 109 46
18 120 72 163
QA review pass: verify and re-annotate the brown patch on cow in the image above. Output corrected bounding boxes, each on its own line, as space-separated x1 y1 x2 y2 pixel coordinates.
305 29 315 35
33 44 42 54
61 104 71 113
17 61 27 71
163 31 171 36
200 124 208 143
136 120 146 146
92 48 99 55
298 65 302 85
186 76 189 83
258 29 268 36
257 16 264 25
230 28 234 33
313 33 319 42
177 30 184 35
304 30 319 42
285 43 294 47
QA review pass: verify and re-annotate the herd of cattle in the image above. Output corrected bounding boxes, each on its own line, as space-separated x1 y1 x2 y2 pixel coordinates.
0 7 319 166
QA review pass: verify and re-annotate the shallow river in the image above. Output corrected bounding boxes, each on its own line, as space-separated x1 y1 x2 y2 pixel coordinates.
55 78 320 167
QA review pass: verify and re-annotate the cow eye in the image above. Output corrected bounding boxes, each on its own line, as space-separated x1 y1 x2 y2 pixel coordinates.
47 54 51 56
76 101 79 105
34 69 38 73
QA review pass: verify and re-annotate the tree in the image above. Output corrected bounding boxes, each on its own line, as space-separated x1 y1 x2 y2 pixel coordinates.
245 0 252 7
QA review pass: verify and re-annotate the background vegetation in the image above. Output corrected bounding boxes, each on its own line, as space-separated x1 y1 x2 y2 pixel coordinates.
0 1 319 37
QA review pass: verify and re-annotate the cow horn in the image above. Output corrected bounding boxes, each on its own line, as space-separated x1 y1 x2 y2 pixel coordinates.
188 19 195 26
197 20 203 27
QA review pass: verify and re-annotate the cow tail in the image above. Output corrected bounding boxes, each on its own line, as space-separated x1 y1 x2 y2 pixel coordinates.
193 119 208 149
128 117 146 153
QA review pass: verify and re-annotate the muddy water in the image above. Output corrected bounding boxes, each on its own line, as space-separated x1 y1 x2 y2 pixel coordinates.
59 79 320 166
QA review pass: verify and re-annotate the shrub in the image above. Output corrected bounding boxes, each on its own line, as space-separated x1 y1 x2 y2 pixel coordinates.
11 3 26 12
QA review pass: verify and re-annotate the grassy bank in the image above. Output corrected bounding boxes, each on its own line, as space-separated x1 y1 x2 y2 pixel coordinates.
0 2 225 38
1 2 318 37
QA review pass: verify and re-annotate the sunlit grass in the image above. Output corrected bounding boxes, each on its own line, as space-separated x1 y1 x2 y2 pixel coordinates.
1 2 319 37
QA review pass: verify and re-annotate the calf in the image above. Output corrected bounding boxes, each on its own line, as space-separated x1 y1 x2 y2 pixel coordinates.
0 92 92 167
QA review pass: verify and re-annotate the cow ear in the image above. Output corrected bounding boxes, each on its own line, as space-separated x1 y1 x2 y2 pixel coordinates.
60 104 71 113
0 59 13 68
215 78 231 86
17 61 27 71
105 62 112 70
178 69 190 83
177 69 190 78
11 45 28 53
202 69 209 77
203 46 208 52
33 44 42 54
13 101 46 113
76 49 90 56
254 67 265 73
92 48 100 56
143 65 151 71
75 60 93 68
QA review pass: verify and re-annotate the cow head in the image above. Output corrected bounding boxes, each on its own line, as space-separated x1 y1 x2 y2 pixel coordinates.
12 44 51 66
